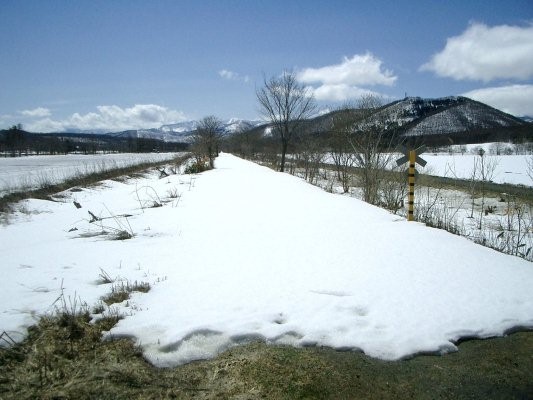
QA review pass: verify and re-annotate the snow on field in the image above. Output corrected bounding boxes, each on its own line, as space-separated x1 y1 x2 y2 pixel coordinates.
421 154 532 186
323 150 532 187
1 153 532 367
0 152 183 197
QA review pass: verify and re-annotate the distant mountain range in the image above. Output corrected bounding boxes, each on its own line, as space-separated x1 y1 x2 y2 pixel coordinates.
18 97 533 147
106 118 264 143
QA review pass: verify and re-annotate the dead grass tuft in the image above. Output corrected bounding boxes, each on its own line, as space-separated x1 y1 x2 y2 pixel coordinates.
0 311 147 399
101 280 151 306
97 268 114 284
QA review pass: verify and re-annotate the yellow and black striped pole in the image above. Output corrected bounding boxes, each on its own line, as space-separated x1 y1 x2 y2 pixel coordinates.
396 145 426 222
408 150 416 221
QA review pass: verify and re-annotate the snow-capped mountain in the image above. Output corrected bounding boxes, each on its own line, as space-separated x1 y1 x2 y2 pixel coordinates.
160 120 198 134
110 118 264 143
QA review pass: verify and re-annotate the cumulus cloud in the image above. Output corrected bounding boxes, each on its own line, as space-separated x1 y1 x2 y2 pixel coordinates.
421 23 533 82
24 104 188 132
219 69 250 83
309 84 377 102
26 118 66 133
297 53 396 102
298 53 396 86
20 107 51 118
462 84 533 117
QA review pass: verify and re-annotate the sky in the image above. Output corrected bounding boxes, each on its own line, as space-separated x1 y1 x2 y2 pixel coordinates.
1 0 532 132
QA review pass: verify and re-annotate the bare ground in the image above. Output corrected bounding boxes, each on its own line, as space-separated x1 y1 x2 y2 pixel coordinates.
1 313 532 399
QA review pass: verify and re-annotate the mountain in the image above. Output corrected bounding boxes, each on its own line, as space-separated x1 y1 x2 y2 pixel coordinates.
303 96 532 146
382 96 526 137
22 98 530 147
110 118 264 143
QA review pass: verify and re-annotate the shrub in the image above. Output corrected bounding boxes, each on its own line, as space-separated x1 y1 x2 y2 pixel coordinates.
184 160 210 174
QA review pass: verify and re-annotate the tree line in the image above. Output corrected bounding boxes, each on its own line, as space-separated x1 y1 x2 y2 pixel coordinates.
0 125 188 156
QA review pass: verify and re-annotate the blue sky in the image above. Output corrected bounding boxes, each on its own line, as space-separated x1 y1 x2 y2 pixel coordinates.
1 0 532 132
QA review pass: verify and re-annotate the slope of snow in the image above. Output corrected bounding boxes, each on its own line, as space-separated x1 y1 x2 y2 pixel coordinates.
1 153 532 367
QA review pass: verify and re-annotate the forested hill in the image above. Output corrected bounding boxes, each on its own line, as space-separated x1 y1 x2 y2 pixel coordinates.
307 96 531 146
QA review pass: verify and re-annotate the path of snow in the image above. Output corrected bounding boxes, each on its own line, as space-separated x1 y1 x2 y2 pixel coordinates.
1 153 532 367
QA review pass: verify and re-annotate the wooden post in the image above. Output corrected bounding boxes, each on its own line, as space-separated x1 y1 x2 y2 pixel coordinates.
408 150 416 221
396 145 426 222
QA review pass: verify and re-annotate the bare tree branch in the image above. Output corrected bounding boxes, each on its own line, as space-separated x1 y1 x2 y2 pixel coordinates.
256 71 316 172
192 116 223 168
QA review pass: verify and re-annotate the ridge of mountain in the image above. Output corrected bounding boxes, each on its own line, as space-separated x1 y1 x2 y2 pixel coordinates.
298 96 531 146
385 96 526 136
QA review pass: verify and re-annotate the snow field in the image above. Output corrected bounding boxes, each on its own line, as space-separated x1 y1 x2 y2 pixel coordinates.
323 151 532 187
1 153 532 367
421 153 531 186
0 152 183 197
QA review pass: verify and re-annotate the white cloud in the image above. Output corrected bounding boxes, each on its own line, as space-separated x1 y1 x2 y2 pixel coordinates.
309 84 376 102
25 104 188 132
421 23 533 82
298 53 397 87
20 107 51 118
26 118 66 132
296 53 396 102
462 84 533 117
219 69 250 83
0 114 14 122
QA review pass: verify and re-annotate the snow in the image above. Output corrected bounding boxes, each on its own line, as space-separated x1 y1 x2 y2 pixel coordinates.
323 149 532 187
1 153 532 367
421 154 531 186
0 152 182 197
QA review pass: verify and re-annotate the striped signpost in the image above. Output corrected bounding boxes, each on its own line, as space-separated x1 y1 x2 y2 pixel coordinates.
396 146 427 221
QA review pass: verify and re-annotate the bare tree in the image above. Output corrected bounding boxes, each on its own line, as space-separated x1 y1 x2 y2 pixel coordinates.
293 132 325 183
342 95 398 205
192 116 223 168
467 157 479 219
226 124 262 160
329 106 358 193
256 71 316 172
527 155 533 183
476 149 498 230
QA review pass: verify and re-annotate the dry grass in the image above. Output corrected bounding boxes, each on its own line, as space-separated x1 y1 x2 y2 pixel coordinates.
101 280 151 306
2 321 532 400
0 312 150 399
